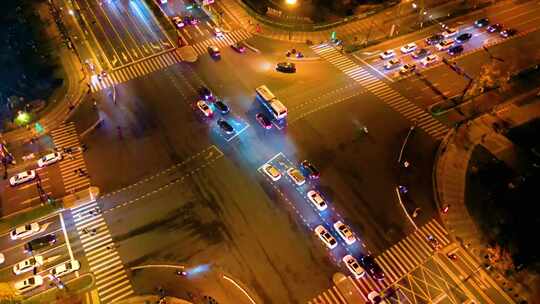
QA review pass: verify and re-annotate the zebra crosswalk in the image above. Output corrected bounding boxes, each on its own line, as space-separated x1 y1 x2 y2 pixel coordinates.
50 122 91 194
309 219 451 303
90 50 183 92
191 29 252 55
311 44 448 140
71 202 133 303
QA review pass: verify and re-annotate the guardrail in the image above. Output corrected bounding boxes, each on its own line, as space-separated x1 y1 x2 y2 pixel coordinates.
237 0 399 32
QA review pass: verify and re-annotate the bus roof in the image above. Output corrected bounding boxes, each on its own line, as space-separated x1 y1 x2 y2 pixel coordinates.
255 85 276 101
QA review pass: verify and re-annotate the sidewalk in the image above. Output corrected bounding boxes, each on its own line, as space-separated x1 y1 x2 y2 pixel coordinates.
217 0 478 44
434 94 540 303
1 1 87 145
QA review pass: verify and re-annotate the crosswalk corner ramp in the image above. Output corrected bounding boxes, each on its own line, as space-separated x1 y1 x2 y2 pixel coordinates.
63 186 100 209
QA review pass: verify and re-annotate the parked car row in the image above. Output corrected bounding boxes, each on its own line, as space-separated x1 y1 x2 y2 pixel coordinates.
379 18 517 76
6 221 81 293
9 152 62 187
13 259 81 294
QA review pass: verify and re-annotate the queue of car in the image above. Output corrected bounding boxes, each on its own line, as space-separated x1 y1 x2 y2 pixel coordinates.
262 160 385 280
5 221 81 294
380 18 517 75
194 86 238 135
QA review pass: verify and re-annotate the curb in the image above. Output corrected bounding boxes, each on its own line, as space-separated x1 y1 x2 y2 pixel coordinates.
80 118 103 139
242 41 260 53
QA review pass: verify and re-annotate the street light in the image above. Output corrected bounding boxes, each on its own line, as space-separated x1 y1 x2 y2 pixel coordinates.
285 0 297 5
412 3 417 9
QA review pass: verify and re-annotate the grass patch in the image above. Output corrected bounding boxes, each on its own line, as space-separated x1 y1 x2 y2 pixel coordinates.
0 202 61 234
24 273 94 304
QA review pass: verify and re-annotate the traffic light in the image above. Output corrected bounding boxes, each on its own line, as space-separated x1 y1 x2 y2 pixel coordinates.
331 31 336 40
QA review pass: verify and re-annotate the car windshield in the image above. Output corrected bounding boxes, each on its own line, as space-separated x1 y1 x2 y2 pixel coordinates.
28 278 35 284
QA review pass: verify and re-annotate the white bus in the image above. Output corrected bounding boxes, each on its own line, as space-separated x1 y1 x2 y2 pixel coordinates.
255 85 287 120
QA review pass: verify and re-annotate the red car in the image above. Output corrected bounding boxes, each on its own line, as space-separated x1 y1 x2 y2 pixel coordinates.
256 113 272 129
231 42 246 53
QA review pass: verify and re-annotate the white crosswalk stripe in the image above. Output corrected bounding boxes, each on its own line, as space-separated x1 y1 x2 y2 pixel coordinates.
90 50 183 92
50 122 91 193
191 29 252 55
311 43 448 140
308 219 451 303
71 202 133 303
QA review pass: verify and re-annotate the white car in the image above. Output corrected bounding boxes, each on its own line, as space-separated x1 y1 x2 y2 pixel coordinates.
436 39 454 51
400 43 417 54
37 152 62 167
307 190 327 211
9 170 36 186
196 100 213 117
333 221 356 245
14 275 43 293
384 58 401 70
50 260 80 277
214 27 225 38
10 222 40 240
262 164 281 181
314 225 337 249
420 54 439 66
286 168 305 186
13 256 44 275
342 255 365 278
442 28 458 38
379 50 395 60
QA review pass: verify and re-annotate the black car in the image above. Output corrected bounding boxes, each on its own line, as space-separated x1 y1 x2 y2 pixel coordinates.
208 45 221 58
448 45 464 56
276 62 296 73
198 86 213 101
217 119 234 134
24 233 56 253
300 160 320 179
214 100 229 114
425 34 443 45
360 255 385 280
474 18 489 28
411 48 430 59
455 33 472 43
487 23 503 33
500 28 517 38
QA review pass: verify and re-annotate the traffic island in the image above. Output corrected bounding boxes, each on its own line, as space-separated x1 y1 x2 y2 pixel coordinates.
177 47 199 63
25 273 95 303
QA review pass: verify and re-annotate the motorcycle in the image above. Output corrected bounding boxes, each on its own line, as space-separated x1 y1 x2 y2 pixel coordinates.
427 235 442 250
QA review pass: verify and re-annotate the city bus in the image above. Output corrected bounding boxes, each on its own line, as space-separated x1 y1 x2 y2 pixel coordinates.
255 85 287 120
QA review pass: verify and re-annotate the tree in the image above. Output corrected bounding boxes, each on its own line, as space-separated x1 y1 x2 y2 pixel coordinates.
0 282 22 302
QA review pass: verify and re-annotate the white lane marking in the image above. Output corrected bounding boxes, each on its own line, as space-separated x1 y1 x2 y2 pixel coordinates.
353 54 394 82
60 212 77 277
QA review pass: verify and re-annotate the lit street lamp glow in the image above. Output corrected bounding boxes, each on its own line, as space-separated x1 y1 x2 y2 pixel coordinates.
412 3 417 9
285 0 297 5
